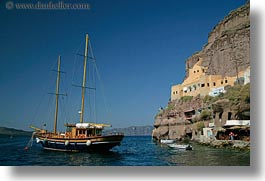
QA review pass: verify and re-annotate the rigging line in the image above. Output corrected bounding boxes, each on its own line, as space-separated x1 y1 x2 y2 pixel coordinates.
93 61 97 123
30 59 60 126
60 69 71 124
90 60 96 123
89 39 98 123
71 54 83 86
60 97 66 130
31 92 46 125
75 38 86 55
43 94 53 130
87 90 93 122
71 38 85 86
59 97 68 131
70 51 86 122
91 66 96 122
94 57 112 124
88 63 92 122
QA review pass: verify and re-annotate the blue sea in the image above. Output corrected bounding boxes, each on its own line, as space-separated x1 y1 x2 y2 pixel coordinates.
0 135 250 166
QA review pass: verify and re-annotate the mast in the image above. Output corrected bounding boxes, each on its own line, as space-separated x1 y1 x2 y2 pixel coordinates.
80 34 89 123
53 55 61 134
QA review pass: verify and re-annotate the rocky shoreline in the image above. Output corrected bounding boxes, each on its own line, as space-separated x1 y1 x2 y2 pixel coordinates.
196 138 250 150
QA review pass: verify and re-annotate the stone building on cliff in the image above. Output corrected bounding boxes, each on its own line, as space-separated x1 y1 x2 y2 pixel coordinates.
171 58 250 100
153 2 250 142
170 2 250 101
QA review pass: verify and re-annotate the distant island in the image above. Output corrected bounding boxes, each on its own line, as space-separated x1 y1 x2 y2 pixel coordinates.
0 126 32 137
103 125 153 136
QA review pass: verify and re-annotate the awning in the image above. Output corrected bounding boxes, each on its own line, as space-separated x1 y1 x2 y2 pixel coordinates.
228 125 250 130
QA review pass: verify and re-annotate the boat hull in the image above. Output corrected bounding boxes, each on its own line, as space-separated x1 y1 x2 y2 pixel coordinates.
160 139 174 144
35 134 124 152
168 143 193 150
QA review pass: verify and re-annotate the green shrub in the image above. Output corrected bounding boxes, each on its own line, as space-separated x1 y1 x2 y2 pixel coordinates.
240 83 250 103
200 110 211 120
197 122 205 132
167 103 175 111
180 96 193 102
203 95 212 103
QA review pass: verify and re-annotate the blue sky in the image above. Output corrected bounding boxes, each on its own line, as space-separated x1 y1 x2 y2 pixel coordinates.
0 0 246 131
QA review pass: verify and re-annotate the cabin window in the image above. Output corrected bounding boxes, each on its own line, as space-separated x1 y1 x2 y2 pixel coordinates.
96 129 102 135
213 82 216 86
221 81 223 84
66 127 72 132
225 79 228 83
197 70 199 72
207 83 210 87
194 71 196 73
87 130 92 136
201 83 205 87
78 130 85 135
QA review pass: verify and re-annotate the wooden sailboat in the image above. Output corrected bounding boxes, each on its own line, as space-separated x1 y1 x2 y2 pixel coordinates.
30 34 124 152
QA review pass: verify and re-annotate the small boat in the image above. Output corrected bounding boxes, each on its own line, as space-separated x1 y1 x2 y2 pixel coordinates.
168 143 193 150
160 139 174 144
30 34 124 152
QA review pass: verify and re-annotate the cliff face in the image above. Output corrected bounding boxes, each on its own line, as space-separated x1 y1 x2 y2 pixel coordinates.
185 2 250 78
153 97 205 140
153 2 250 141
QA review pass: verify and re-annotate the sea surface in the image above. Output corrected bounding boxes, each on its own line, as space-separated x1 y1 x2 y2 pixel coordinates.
0 135 250 166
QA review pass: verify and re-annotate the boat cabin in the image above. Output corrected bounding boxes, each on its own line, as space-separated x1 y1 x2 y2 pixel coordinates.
64 123 111 138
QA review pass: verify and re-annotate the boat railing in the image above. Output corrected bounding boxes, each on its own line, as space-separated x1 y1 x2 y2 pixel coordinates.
107 132 124 136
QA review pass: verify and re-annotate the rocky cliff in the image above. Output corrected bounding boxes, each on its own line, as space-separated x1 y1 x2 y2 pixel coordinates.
185 2 250 78
153 2 250 141
153 96 204 140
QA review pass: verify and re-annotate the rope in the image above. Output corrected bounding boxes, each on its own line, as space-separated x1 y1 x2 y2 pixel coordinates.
24 132 36 151
94 61 112 124
30 60 58 127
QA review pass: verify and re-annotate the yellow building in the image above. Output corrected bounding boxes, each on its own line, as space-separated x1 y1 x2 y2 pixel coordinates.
171 59 250 100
